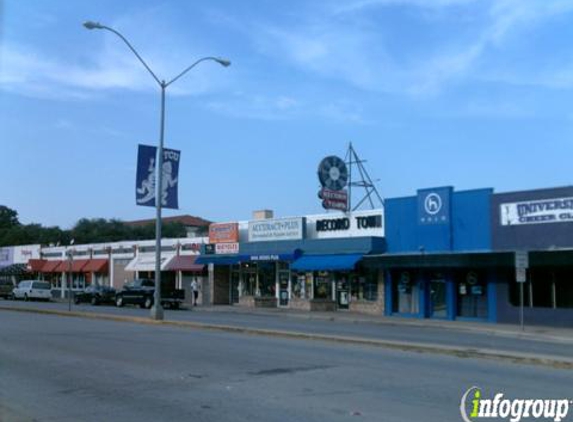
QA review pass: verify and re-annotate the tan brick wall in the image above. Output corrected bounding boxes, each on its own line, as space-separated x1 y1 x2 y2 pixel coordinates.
289 298 311 311
349 270 385 315
112 258 135 289
238 295 255 307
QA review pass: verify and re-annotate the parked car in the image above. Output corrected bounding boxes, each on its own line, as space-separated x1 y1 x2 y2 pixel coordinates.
73 285 116 306
0 279 15 299
12 280 52 301
115 278 185 309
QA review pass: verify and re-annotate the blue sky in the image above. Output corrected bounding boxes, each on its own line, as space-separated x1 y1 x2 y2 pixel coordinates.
1 0 573 229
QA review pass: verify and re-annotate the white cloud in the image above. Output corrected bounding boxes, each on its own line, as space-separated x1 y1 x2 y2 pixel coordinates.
0 7 233 101
0 42 152 99
330 0 478 15
206 93 302 120
206 92 366 123
318 101 367 123
242 0 573 97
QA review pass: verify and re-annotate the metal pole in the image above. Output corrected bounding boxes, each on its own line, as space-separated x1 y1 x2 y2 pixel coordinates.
83 21 230 320
347 142 352 212
68 252 73 312
520 279 524 332
151 83 166 321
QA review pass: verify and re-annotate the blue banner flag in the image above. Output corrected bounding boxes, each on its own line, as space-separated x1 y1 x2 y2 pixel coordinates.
136 144 181 209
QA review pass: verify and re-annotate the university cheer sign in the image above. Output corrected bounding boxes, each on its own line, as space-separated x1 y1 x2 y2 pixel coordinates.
501 197 573 226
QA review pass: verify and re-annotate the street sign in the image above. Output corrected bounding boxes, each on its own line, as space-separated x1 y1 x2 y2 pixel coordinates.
514 251 529 269
514 251 529 331
516 267 527 283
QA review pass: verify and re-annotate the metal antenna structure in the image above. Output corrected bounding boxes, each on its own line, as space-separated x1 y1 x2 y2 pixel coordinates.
344 142 384 211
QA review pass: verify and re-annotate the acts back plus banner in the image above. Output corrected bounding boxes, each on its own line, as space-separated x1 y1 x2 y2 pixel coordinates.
136 144 181 209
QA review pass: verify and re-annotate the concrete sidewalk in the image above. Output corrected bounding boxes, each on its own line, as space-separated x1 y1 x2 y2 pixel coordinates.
191 304 573 343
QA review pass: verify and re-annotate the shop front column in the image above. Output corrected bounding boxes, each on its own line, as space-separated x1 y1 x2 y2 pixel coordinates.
446 272 456 321
61 274 66 299
384 270 393 316
487 269 498 323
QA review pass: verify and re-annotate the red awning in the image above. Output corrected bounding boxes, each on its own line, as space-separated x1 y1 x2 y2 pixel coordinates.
83 259 109 273
42 260 63 273
51 259 91 273
28 259 47 272
164 255 204 272
54 261 69 272
71 259 90 272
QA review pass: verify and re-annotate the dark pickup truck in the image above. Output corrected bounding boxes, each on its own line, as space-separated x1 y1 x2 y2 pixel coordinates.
115 278 185 309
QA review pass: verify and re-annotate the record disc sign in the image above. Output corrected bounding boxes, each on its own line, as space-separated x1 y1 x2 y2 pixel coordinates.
318 155 348 210
318 156 348 191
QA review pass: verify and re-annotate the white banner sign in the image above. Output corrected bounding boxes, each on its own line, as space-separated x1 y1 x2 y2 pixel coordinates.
305 209 384 239
13 245 41 264
500 197 573 226
215 243 239 254
248 217 305 242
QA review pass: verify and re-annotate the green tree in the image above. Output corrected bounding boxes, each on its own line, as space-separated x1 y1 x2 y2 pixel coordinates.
0 206 20 230
71 218 131 244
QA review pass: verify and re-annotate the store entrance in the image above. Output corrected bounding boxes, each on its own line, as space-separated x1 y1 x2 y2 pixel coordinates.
230 269 240 304
336 275 349 309
278 270 289 306
429 273 447 318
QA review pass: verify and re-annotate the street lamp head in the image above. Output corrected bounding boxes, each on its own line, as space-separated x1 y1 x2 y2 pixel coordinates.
215 57 231 67
83 21 104 30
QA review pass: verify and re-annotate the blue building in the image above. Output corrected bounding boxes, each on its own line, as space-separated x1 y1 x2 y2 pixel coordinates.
362 185 573 327
196 185 573 327
366 187 497 322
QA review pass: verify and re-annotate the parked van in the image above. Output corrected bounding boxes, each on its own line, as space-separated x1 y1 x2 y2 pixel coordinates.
0 279 15 299
12 280 52 301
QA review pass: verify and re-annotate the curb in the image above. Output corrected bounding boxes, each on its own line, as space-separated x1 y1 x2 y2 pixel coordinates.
2 305 573 370
192 306 573 344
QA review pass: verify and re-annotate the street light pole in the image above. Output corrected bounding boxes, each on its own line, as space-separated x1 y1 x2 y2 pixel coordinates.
152 81 167 320
83 20 230 320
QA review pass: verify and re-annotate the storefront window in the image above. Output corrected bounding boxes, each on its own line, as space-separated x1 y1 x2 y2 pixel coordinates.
72 274 86 290
241 263 257 297
350 269 378 301
509 268 573 309
456 270 487 319
291 272 312 299
392 270 420 314
258 262 276 297
314 272 332 299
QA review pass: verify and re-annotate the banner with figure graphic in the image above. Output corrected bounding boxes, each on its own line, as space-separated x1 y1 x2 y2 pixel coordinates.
136 144 181 209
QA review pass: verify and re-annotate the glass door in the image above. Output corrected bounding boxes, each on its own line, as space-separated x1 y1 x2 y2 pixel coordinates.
336 274 349 309
430 273 447 318
230 270 240 304
278 270 289 306
392 270 420 315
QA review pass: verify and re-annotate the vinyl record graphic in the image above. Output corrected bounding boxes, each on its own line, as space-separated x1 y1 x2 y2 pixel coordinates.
318 155 348 191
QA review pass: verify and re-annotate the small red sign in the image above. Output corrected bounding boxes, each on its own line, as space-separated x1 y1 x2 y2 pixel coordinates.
320 188 348 211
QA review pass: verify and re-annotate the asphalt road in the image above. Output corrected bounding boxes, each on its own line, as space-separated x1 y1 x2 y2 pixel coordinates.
1 310 572 422
1 300 572 360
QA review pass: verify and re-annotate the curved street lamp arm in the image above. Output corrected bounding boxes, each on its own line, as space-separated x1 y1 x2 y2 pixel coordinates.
166 57 223 87
100 25 162 87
